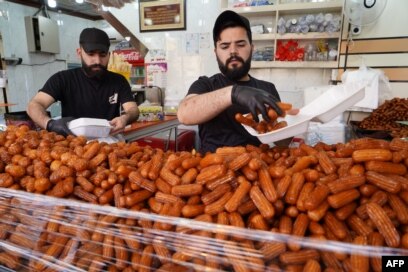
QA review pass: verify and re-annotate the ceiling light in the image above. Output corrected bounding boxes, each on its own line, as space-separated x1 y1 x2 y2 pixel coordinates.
56 10 63 26
125 36 130 41
75 0 84 3
47 0 57 8
0 9 9 21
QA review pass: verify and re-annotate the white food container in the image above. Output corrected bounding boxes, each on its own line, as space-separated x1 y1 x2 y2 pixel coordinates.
243 114 312 144
241 83 365 144
68 118 111 138
301 83 366 123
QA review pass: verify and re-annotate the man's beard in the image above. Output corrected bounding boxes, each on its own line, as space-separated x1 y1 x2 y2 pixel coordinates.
217 53 252 81
82 61 107 79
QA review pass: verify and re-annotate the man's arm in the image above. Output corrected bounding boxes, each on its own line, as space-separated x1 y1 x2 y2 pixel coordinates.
177 86 233 125
26 92 55 129
109 101 139 134
178 83 282 126
121 101 139 124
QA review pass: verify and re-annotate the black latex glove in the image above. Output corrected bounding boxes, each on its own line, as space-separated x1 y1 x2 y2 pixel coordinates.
46 117 75 137
231 85 282 122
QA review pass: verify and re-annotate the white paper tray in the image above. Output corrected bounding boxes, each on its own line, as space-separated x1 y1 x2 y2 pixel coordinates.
242 83 365 143
243 114 313 143
68 118 111 138
301 83 366 123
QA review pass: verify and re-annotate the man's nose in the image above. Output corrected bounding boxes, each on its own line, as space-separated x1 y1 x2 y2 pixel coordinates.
92 54 103 64
230 44 238 55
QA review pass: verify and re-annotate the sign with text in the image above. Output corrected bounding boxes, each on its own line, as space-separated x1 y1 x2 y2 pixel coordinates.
112 50 143 65
139 0 186 32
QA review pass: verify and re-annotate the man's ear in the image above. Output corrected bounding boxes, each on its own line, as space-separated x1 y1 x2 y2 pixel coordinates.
76 47 82 58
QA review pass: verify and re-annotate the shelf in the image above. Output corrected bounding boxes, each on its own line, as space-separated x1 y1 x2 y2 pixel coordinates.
276 32 340 40
226 5 277 15
278 0 343 15
222 0 343 14
253 32 340 41
253 33 276 41
251 60 338 68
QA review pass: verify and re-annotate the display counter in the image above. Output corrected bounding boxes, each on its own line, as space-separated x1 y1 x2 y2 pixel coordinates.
123 115 179 147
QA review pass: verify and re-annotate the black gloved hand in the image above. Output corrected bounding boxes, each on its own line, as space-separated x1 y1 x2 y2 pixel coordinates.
46 117 75 137
231 85 282 122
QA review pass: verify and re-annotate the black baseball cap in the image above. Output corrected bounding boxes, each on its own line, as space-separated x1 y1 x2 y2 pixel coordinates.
79 28 110 53
213 10 252 45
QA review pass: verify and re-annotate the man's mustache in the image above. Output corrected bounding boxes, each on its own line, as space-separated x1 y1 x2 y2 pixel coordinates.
89 64 105 69
227 56 244 65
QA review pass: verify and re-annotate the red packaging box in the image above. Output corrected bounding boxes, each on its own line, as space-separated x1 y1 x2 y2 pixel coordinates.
135 129 196 151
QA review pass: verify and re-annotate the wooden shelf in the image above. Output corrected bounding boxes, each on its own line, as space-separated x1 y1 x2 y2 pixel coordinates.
253 33 276 41
226 5 277 15
276 32 340 40
221 0 343 13
253 32 340 41
251 60 338 69
278 0 343 15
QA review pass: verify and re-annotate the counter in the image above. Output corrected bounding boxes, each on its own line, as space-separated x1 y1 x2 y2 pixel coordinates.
123 115 179 149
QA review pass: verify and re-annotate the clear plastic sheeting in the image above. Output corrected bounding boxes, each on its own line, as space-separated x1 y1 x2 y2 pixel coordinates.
1 125 408 271
0 188 407 271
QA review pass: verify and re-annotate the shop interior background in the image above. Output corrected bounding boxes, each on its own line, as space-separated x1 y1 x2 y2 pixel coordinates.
0 0 406 118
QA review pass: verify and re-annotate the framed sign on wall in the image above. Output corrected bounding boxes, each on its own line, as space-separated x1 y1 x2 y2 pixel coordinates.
139 0 186 32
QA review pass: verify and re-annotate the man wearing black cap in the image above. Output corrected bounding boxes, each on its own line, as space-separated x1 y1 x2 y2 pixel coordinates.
178 10 284 153
27 27 139 137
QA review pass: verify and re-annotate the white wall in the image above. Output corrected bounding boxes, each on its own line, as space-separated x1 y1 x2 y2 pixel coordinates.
343 0 408 99
0 1 118 115
352 0 408 39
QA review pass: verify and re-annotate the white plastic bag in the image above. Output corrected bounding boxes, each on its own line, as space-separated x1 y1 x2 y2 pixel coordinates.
341 65 392 110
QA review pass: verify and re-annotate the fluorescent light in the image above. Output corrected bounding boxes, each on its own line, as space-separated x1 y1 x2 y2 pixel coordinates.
57 10 63 26
47 0 57 8
76 0 84 3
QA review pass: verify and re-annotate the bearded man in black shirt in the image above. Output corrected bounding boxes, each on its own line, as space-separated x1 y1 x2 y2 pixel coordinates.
178 11 290 153
27 27 139 137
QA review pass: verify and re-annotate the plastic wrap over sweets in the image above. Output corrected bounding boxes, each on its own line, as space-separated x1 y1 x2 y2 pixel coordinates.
1 125 408 271
0 189 407 272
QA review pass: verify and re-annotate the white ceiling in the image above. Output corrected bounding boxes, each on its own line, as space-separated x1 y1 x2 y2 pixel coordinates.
6 0 103 20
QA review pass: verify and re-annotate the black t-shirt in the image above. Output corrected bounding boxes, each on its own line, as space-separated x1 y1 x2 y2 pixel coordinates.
187 73 281 153
40 68 134 120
